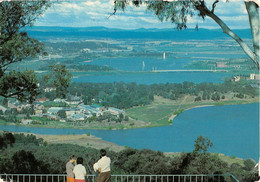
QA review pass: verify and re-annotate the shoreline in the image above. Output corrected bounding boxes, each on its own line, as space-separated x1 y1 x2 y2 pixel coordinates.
169 104 214 123
6 131 247 164
0 101 259 131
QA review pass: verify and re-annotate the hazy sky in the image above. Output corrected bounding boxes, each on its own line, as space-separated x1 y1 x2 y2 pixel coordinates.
35 0 251 29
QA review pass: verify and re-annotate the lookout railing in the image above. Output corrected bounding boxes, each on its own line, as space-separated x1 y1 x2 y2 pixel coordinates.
0 174 240 182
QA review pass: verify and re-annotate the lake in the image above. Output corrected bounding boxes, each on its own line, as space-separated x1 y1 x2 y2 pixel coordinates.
1 103 258 161
73 71 233 84
73 56 234 84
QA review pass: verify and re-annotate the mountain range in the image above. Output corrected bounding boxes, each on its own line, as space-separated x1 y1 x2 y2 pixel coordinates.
25 26 252 41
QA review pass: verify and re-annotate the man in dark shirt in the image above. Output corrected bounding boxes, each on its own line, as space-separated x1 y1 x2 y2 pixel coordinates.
66 155 76 182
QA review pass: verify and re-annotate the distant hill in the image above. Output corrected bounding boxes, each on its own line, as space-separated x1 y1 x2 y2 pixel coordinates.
24 26 252 41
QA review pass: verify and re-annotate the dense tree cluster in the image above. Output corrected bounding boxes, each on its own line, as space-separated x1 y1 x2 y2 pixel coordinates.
67 82 154 109
0 132 15 149
44 41 122 54
0 1 51 102
39 64 114 72
50 80 259 109
68 64 114 72
0 133 257 182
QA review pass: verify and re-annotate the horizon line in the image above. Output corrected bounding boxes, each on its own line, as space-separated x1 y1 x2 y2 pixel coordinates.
27 25 251 31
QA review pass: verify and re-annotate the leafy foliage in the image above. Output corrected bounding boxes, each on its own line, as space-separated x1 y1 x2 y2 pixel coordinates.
48 64 72 99
193 135 213 154
0 132 15 149
0 134 257 181
0 70 39 103
114 0 259 69
12 150 50 174
0 1 50 102
56 80 259 109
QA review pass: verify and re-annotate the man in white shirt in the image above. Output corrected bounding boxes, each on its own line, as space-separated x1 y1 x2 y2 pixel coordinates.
93 149 111 182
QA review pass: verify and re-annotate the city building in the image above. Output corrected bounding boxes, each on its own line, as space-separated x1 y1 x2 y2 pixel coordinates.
108 107 125 117
216 62 227 68
54 98 66 103
0 105 7 113
37 98 49 103
70 114 85 121
64 108 81 118
21 119 33 125
79 104 102 116
250 73 260 80
47 107 64 115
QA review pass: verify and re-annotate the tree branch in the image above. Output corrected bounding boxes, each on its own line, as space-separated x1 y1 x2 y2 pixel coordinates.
1 57 23 70
0 89 25 98
195 2 259 69
245 1 259 66
211 0 219 13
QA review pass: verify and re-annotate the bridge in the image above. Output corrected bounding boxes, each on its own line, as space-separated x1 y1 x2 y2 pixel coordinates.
0 174 240 182
151 69 228 72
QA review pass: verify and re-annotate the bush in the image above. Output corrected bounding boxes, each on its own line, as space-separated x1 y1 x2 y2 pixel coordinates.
244 159 256 171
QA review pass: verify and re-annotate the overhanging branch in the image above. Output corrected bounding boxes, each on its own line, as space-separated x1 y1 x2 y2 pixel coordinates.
211 0 219 13
194 1 259 69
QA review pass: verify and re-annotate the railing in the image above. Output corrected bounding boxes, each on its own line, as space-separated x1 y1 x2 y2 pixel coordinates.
0 174 240 182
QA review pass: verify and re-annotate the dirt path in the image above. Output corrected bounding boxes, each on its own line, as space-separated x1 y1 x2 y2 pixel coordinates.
35 134 126 152
168 96 189 121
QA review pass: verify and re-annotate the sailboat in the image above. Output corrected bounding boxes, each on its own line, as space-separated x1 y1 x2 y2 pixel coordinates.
163 52 166 60
142 61 145 71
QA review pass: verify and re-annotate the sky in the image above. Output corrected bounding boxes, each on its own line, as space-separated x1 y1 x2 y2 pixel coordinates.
35 0 251 29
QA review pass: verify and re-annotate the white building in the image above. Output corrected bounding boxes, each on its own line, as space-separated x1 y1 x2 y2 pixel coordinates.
54 98 66 103
108 107 125 117
47 107 63 115
0 105 7 113
78 104 102 116
64 108 81 118
21 119 33 125
250 73 260 80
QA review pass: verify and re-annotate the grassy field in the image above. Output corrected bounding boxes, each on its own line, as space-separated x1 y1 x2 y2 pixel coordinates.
0 93 258 130
126 94 259 127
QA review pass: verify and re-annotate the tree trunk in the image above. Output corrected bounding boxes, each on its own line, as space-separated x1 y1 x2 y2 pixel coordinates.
195 2 259 70
245 1 259 69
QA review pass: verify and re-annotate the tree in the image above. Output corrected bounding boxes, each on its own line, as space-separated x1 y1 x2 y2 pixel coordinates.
57 110 66 119
114 0 259 69
193 135 213 154
42 64 72 99
0 1 51 102
12 150 49 174
244 159 256 171
0 132 15 149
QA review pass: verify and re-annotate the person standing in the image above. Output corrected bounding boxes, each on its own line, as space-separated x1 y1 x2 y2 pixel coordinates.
93 149 111 182
66 155 76 182
73 157 87 182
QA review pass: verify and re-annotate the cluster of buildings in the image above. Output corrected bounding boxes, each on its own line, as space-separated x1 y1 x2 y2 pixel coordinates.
41 104 125 122
0 96 125 124
232 73 260 82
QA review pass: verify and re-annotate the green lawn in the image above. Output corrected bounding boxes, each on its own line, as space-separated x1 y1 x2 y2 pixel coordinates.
126 95 259 126
126 104 179 122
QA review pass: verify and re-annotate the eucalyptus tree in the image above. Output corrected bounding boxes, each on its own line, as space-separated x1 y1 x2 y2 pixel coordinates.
0 1 51 102
0 1 72 102
114 0 259 70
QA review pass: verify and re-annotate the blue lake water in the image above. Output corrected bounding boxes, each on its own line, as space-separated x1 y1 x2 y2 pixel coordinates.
1 103 258 161
73 72 233 84
85 57 193 71
84 54 246 72
74 56 235 84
